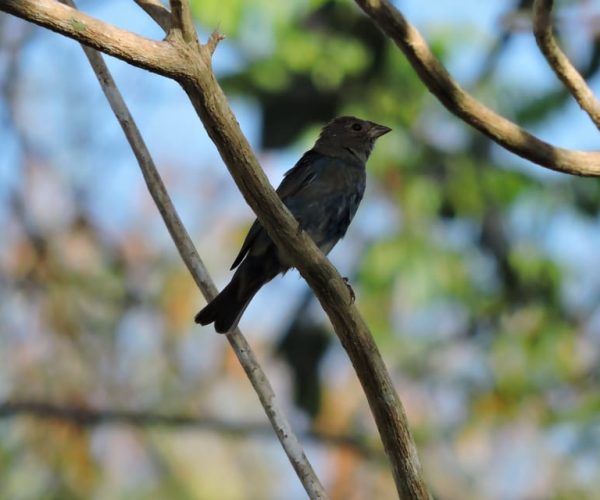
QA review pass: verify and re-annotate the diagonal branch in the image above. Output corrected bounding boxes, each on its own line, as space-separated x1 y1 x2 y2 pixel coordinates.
532 0 600 131
133 0 172 33
354 0 600 177
168 0 196 43
178 45 431 500
1 2 430 497
1 0 185 78
57 1 326 498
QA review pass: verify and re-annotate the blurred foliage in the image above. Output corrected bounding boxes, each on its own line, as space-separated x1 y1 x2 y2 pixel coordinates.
1 0 600 499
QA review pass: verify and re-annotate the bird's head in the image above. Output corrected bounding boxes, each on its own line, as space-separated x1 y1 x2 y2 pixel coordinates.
314 116 391 163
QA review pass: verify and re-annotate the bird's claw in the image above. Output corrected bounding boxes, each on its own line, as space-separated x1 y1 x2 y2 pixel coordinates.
343 277 355 304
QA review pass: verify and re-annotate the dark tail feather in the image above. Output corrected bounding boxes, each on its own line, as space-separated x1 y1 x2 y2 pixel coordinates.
194 272 261 334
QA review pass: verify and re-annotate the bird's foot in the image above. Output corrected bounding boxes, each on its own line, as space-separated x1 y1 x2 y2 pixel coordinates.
342 277 355 304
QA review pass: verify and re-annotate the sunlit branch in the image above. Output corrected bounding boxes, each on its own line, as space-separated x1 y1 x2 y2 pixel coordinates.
1 1 431 497
0 400 384 460
168 0 197 43
1 0 184 78
354 0 600 176
532 0 600 131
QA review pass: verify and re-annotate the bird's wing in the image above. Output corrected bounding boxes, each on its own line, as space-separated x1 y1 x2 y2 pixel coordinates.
230 150 323 270
230 218 262 270
277 149 322 200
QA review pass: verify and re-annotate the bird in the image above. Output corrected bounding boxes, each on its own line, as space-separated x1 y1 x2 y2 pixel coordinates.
195 116 391 333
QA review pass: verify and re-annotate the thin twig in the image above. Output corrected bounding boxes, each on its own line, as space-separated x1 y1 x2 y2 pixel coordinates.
133 0 172 33
532 0 600 131
206 30 225 56
57 1 326 498
0 400 384 461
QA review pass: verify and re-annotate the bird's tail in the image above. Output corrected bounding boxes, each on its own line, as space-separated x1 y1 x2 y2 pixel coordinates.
194 267 262 334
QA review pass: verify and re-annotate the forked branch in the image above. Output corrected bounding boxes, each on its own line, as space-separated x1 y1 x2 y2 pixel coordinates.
0 0 430 497
354 0 600 176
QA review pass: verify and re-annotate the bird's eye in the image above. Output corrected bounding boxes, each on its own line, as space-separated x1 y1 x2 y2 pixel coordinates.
351 123 362 131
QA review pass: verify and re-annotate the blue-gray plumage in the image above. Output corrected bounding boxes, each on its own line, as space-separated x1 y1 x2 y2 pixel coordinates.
195 116 391 333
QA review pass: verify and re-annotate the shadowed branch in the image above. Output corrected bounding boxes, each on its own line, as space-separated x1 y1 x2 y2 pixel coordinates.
169 0 197 43
0 400 384 461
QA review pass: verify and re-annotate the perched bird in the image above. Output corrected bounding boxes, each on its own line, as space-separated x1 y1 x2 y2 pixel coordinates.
195 116 391 333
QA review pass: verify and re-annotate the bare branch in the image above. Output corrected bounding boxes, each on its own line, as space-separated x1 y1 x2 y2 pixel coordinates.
1 2 430 497
0 0 185 78
179 60 430 500
0 401 384 460
354 0 600 177
55 2 326 498
533 0 600 131
168 0 197 43
133 0 172 33
5 0 600 178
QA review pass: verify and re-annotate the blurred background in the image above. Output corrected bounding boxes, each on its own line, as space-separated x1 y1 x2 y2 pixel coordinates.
1 0 600 498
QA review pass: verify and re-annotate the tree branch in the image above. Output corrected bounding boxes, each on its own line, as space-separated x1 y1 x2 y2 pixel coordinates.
532 0 600 131
1 0 185 78
0 2 430 498
133 0 172 33
135 4 429 497
168 0 196 43
0 400 384 461
178 54 430 500
354 0 600 177
55 2 326 498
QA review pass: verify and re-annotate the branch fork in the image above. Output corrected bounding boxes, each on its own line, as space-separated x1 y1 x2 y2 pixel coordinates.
7 0 594 497
0 0 430 496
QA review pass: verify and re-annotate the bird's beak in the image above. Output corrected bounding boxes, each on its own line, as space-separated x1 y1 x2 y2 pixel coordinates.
368 123 392 139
